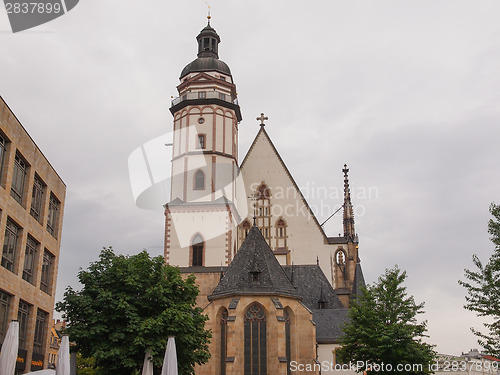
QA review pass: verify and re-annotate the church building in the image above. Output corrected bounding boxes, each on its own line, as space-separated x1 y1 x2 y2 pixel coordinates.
164 17 365 375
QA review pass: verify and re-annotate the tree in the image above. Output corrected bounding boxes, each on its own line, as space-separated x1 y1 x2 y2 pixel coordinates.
56 248 211 375
337 266 435 374
459 203 500 356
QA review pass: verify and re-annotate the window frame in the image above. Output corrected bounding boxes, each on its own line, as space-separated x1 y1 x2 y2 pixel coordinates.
40 249 55 295
196 134 206 150
244 303 267 375
22 235 39 284
11 152 27 205
46 193 60 237
18 299 31 350
2 218 20 272
193 169 205 191
33 309 48 354
30 174 45 223
0 290 11 344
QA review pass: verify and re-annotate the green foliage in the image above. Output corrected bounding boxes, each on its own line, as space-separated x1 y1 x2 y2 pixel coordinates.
56 248 211 375
337 266 436 374
459 203 500 356
76 352 103 375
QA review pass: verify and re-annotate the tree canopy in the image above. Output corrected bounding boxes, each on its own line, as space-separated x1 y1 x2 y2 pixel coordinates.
56 248 211 375
337 266 435 374
459 203 500 356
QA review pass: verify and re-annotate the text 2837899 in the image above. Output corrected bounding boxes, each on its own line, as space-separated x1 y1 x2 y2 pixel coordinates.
5 2 62 14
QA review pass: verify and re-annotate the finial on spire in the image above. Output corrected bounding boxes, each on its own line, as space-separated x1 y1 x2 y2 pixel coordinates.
257 113 268 127
205 2 211 24
248 192 258 227
343 164 355 239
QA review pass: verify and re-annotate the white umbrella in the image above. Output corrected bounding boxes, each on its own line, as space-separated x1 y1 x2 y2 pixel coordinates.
0 320 19 375
25 370 55 374
141 350 154 375
160 336 178 375
55 336 70 375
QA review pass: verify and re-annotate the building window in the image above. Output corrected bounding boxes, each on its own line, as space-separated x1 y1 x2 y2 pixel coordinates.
275 218 288 250
2 219 20 272
255 184 272 247
191 234 203 267
0 290 11 343
220 308 228 375
11 153 27 205
197 134 206 149
194 170 205 190
23 236 38 284
0 134 7 185
47 193 60 237
33 309 48 354
219 93 226 101
18 300 31 349
198 91 206 99
284 308 292 375
40 249 54 295
244 304 266 375
30 174 45 223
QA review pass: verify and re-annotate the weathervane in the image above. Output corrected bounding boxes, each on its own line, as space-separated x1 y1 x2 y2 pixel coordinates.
205 1 211 23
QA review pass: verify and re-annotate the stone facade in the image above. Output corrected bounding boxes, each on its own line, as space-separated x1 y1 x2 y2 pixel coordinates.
0 96 66 373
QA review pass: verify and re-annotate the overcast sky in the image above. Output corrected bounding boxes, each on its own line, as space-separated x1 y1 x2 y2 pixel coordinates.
1 0 499 356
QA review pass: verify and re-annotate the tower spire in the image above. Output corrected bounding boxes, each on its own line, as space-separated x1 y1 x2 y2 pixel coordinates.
342 164 355 239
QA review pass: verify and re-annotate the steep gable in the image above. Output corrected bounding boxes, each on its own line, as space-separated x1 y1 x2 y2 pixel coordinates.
209 226 300 300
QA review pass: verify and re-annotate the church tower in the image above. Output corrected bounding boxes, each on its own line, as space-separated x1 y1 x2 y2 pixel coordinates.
333 164 363 307
165 17 242 268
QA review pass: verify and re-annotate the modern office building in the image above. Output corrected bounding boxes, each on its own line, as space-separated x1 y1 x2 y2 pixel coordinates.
0 95 66 373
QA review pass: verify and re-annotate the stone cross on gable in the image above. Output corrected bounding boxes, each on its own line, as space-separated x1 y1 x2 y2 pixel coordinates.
256 113 268 126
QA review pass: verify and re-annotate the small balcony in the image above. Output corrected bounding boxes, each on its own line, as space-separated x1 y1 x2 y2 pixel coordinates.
171 91 239 107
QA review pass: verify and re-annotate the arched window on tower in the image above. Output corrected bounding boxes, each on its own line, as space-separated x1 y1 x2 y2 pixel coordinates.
219 308 228 375
244 303 266 375
191 234 204 267
255 183 271 247
194 170 205 190
275 218 288 251
238 219 252 247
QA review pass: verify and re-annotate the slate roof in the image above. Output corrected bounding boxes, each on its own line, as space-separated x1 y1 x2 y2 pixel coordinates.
282 265 344 310
180 57 232 79
312 309 349 344
209 226 300 300
352 262 366 299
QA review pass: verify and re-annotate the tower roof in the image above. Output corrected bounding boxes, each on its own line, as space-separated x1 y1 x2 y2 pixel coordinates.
180 21 232 79
209 226 300 300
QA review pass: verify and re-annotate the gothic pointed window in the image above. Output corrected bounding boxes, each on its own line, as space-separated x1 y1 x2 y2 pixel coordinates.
275 218 287 251
194 170 205 190
220 308 228 375
284 308 293 375
191 234 204 267
255 184 271 247
244 303 266 375
238 219 252 247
